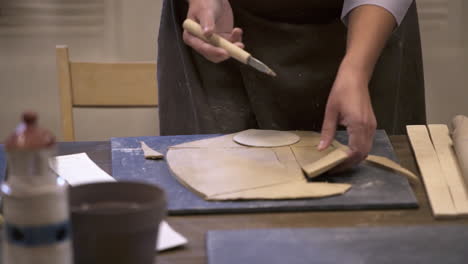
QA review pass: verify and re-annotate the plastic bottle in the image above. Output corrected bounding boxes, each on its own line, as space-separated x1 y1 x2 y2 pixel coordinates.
2 112 72 264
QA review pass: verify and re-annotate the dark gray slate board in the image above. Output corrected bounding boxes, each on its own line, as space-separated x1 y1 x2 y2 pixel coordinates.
207 226 468 264
0 145 6 183
111 130 418 215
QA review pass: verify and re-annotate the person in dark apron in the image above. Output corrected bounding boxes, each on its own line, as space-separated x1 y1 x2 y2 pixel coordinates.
157 0 426 169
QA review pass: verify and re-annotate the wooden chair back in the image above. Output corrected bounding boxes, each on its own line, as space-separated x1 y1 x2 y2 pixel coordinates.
56 45 157 141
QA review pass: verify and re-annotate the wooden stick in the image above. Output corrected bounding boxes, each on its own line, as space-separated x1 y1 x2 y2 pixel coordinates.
407 125 457 219
56 45 75 141
428 124 468 216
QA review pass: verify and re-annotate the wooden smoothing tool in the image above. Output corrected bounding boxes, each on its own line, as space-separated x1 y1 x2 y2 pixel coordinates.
183 19 276 77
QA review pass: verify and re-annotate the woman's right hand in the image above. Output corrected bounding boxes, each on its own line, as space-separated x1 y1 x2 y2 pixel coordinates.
184 0 244 63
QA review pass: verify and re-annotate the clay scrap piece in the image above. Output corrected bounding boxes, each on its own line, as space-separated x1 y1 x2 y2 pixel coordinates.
365 155 419 184
298 143 420 184
141 141 164 160
233 129 300 147
298 147 349 179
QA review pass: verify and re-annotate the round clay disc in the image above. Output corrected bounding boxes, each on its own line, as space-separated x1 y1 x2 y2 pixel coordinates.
233 129 300 147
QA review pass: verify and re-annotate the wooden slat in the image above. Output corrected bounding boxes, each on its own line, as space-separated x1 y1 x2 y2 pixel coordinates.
407 125 457 218
451 115 468 193
56 45 75 141
70 62 157 106
428 124 468 216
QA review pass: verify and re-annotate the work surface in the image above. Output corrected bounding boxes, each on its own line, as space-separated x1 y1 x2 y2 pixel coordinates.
111 131 417 214
207 226 468 264
53 136 468 264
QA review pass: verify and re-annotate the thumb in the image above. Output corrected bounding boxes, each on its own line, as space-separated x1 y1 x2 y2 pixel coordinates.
319 107 338 151
198 11 216 37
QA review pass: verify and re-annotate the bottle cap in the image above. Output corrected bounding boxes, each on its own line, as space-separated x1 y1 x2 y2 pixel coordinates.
4 111 55 151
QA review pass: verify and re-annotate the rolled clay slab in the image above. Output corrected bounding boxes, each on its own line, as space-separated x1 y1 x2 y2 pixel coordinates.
233 129 300 147
166 130 416 201
167 131 351 200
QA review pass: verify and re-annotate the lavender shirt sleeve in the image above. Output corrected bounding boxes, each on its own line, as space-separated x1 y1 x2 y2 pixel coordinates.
342 0 413 25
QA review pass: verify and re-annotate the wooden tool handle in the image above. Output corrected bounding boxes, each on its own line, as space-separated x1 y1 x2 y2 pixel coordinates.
182 19 250 64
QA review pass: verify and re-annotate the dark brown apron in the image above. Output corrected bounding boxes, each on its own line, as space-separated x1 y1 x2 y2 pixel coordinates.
157 0 426 135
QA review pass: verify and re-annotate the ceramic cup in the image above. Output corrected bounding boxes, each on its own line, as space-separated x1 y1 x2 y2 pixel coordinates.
69 181 166 264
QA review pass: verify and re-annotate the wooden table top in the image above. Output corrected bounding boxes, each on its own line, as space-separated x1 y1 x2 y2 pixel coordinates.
56 136 468 264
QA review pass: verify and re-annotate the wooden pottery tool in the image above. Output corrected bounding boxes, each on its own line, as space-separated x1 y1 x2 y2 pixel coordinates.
182 19 276 77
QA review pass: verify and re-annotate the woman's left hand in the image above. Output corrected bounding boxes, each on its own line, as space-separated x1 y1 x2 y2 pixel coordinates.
318 60 377 170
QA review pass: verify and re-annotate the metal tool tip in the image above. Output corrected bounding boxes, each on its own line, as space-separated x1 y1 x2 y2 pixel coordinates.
248 57 277 77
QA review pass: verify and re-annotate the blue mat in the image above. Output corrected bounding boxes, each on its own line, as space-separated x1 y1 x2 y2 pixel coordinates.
111 130 418 215
207 226 468 264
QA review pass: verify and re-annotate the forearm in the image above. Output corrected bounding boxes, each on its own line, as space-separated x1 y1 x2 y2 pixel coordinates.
342 5 396 83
